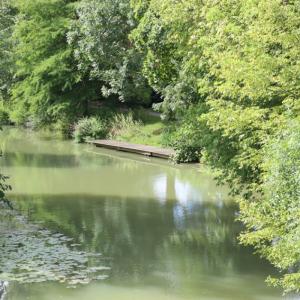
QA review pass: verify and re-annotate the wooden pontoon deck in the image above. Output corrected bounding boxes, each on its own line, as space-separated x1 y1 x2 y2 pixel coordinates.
90 140 175 159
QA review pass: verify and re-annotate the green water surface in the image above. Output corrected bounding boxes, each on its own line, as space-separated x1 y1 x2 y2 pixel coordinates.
0 127 281 300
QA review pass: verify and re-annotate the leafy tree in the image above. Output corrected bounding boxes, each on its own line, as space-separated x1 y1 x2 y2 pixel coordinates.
131 0 201 119
132 0 300 192
0 0 15 102
196 0 299 197
132 0 300 292
69 0 151 105
10 0 99 126
240 119 300 293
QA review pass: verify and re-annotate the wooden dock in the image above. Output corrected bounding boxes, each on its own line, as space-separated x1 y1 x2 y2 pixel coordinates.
90 140 175 159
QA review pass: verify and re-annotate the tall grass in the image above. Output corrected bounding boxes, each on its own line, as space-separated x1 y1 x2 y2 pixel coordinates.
108 112 142 139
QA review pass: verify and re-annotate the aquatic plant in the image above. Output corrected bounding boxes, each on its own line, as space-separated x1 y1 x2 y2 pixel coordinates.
0 207 110 287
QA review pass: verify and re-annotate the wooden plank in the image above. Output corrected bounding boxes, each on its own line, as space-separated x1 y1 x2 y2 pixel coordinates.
89 140 175 159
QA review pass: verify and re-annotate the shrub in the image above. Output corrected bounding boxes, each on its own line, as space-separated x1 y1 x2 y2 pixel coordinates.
108 112 142 139
53 116 73 138
239 119 300 293
73 117 108 143
0 108 10 125
164 105 204 163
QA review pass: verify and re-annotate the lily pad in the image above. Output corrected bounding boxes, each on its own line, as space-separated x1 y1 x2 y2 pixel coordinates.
0 206 110 287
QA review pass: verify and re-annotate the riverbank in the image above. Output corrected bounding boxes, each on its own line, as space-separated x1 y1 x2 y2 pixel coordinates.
90 139 175 159
73 107 169 148
109 109 166 147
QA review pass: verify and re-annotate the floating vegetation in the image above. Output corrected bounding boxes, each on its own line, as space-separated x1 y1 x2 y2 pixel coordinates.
0 206 110 287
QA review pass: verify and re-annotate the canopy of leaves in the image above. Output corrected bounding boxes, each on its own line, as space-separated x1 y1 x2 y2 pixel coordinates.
131 0 201 119
239 119 300 293
132 0 299 187
10 0 99 125
0 0 15 102
68 0 151 104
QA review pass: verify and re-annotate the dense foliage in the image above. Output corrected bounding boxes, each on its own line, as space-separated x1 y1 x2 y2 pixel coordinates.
131 0 201 119
0 0 299 293
240 119 300 293
0 0 15 103
10 0 99 125
131 0 298 192
69 0 151 104
73 116 108 143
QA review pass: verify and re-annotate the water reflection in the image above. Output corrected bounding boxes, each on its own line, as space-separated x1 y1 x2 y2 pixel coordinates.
0 127 281 299
153 174 205 206
0 204 109 288
9 193 278 299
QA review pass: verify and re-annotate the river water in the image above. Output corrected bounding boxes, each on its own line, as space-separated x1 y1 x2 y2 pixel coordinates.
0 127 282 299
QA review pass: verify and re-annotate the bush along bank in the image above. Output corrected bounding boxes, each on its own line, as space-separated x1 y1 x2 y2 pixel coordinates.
72 109 169 149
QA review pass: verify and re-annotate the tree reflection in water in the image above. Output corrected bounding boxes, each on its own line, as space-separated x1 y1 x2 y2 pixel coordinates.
0 204 109 287
12 192 276 292
0 127 280 299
